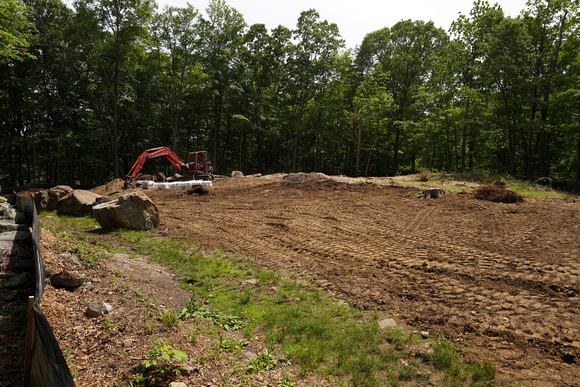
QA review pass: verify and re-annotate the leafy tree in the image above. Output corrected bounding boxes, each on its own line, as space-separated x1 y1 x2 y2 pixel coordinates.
150 4 205 151
198 0 246 173
286 9 344 172
0 0 35 62
67 0 154 178
356 20 448 175
524 0 578 176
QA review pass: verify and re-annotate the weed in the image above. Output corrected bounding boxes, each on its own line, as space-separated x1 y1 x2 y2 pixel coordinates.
237 289 253 305
178 298 245 331
159 309 180 329
140 338 188 385
127 373 146 387
279 374 298 387
218 335 249 351
64 347 79 376
247 349 277 373
101 317 116 333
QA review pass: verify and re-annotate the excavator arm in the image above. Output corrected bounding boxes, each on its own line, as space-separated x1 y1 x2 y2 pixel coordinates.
126 147 187 181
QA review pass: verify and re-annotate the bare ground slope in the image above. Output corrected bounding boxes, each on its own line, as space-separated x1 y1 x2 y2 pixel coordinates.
148 174 580 386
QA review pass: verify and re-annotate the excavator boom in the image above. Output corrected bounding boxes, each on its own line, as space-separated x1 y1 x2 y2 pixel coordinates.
126 147 212 181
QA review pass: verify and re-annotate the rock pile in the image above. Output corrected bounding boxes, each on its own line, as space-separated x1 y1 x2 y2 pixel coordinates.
0 196 34 308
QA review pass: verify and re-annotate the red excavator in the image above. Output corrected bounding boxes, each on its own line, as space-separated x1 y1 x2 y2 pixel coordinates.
126 147 213 182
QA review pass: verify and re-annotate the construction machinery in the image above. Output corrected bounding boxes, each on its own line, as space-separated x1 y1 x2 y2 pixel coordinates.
126 147 213 182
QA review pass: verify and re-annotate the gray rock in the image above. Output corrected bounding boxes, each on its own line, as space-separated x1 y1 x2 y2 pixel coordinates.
51 271 85 288
59 253 83 268
34 185 73 211
169 382 187 387
12 258 35 271
231 171 244 178
420 331 430 339
0 220 27 233
0 204 16 220
86 302 113 317
246 278 259 285
0 291 19 302
92 191 159 230
4 272 35 289
243 351 258 360
0 244 34 259
0 230 30 242
417 188 446 199
14 210 27 224
177 366 198 376
378 318 398 330
57 190 102 216
0 315 17 333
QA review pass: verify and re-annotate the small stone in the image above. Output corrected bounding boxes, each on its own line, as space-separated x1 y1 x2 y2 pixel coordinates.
177 366 198 375
378 318 398 330
243 351 258 360
169 382 187 387
420 331 430 339
86 302 113 317
51 271 86 289
246 278 259 285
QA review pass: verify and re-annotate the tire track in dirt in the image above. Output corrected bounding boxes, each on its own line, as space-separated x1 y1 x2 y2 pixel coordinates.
149 178 580 386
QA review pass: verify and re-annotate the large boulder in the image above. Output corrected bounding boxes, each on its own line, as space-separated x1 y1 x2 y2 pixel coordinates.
57 190 102 216
34 185 73 211
92 191 159 230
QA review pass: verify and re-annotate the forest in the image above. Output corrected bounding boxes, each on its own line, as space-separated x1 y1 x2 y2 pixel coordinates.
1 0 579 187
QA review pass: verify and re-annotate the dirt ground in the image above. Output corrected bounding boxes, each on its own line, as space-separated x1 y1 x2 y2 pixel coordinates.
145 173 580 386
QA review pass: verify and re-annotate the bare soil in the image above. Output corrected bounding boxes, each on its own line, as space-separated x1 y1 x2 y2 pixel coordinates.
144 174 580 386
5 174 578 386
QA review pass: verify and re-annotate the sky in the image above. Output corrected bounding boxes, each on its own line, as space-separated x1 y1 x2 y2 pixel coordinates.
156 0 530 49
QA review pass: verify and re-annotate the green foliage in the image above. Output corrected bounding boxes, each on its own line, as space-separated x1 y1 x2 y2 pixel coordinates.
40 215 109 268
138 338 188 385
218 334 249 351
101 316 116 333
158 309 180 330
246 349 277 373
0 0 35 62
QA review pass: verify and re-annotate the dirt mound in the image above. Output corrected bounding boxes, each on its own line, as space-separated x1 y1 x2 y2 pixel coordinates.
282 172 339 187
474 180 523 203
90 178 126 196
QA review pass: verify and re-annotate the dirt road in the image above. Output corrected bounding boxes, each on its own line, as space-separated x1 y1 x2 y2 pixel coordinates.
148 174 580 386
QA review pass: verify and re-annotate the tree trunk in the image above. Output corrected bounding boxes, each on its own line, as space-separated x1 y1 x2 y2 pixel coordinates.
356 118 362 176
538 9 567 177
213 92 222 173
393 123 400 176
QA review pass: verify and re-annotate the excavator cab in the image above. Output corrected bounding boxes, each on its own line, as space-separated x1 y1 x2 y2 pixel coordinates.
187 151 213 174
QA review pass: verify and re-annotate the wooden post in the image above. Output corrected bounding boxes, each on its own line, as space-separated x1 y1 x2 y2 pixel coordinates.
23 296 34 387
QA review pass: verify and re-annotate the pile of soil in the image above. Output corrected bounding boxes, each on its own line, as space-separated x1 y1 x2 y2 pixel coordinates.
282 172 340 188
474 180 524 203
90 178 126 196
